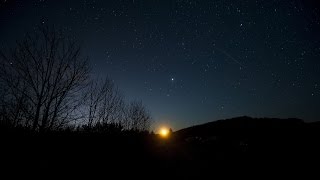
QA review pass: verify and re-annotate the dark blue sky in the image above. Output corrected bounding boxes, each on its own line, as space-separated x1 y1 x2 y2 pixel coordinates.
1 0 320 130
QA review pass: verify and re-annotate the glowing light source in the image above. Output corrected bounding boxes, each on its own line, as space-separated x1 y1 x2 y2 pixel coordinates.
159 127 169 138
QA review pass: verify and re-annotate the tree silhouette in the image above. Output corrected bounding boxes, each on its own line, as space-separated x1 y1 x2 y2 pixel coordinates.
82 78 125 128
80 79 152 132
0 26 89 131
126 100 151 132
0 25 153 133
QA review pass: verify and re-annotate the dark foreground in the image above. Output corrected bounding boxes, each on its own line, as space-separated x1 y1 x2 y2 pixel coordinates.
2 117 320 178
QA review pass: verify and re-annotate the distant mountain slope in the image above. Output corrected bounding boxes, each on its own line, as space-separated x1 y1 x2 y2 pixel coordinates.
174 116 305 139
170 116 320 174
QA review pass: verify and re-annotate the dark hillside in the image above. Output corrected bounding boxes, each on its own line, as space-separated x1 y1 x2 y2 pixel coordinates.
2 116 320 178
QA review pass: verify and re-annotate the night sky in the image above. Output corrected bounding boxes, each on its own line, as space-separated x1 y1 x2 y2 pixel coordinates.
1 0 320 131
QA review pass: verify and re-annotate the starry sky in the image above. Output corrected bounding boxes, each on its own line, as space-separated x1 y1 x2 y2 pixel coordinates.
1 0 320 130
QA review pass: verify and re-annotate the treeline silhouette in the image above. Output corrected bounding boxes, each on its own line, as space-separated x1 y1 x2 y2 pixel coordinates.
2 116 320 178
0 26 151 133
0 26 156 178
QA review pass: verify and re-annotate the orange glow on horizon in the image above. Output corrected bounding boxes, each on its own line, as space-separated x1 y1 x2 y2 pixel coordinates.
159 127 170 138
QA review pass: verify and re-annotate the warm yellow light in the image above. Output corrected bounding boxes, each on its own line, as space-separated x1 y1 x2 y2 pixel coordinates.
159 127 169 138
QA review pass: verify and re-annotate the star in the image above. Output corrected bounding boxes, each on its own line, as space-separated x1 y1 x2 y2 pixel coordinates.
1 0 319 131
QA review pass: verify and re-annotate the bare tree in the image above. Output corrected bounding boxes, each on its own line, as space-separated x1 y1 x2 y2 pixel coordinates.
82 78 125 128
80 79 153 132
126 100 151 132
0 26 89 131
